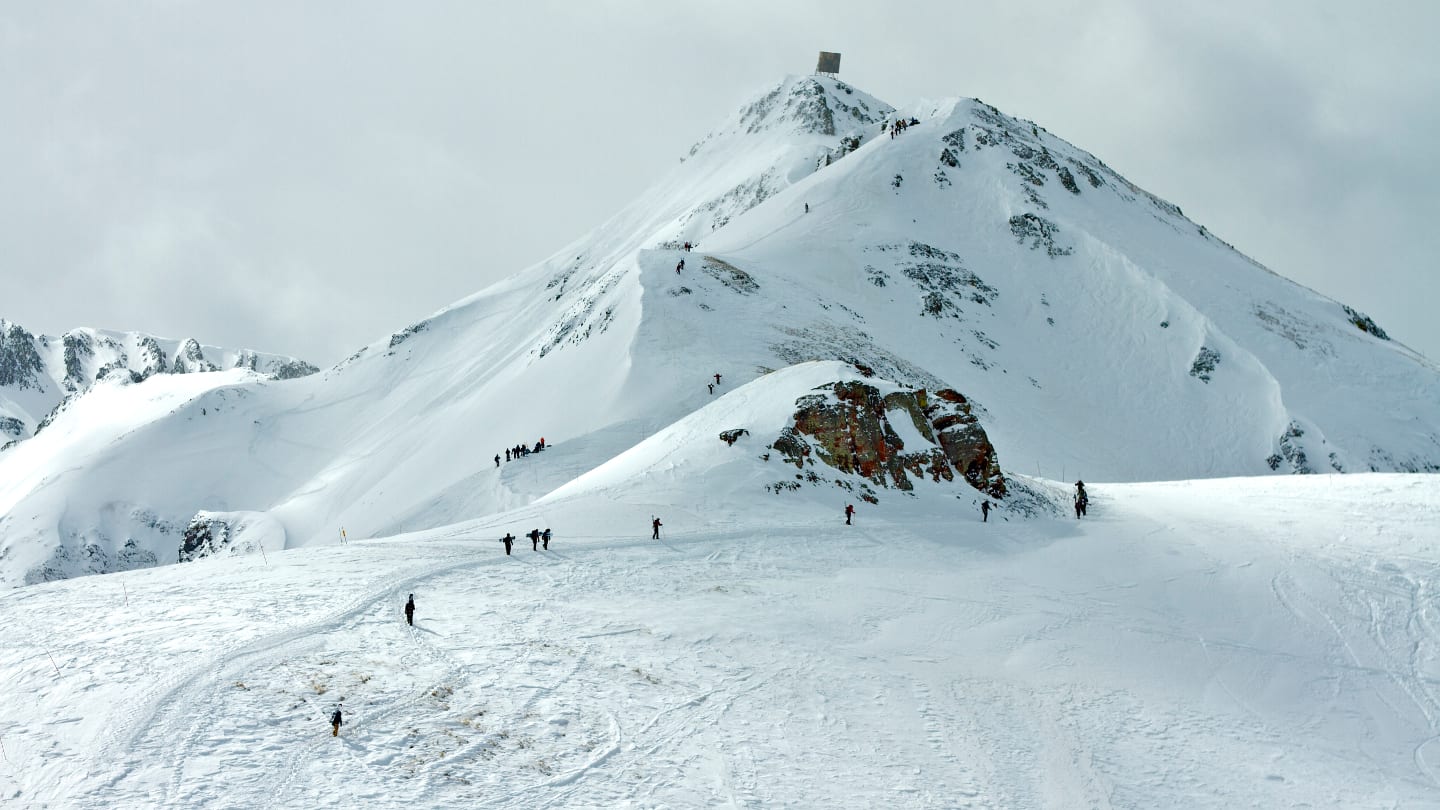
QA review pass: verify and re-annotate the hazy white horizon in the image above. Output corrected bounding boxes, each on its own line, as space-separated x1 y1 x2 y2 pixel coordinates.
2 1 1436 365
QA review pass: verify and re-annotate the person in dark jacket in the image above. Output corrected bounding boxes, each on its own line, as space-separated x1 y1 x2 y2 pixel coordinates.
713 373 722 385
494 454 500 468
331 707 343 737
845 504 855 525
501 533 514 555
528 529 540 551
404 594 415 625
981 501 990 522
505 448 511 462
542 528 552 550
652 517 662 539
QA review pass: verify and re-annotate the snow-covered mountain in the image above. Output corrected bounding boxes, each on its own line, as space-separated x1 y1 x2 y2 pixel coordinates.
0 318 317 448
1 74 1436 589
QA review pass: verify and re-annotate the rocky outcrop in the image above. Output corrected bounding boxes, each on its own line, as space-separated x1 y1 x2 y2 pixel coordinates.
179 513 234 562
271 360 320 380
0 320 44 389
771 380 1005 498
171 338 218 374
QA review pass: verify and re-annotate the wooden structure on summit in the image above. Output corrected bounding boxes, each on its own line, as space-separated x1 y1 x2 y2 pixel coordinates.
816 51 841 76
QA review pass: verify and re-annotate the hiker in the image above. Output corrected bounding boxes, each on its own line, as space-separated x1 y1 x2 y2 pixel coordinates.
713 373 721 385
652 517 662 539
708 383 714 395
529 529 540 551
981 501 990 522
542 528 551 549
501 532 514 555
505 448 511 462
845 504 855 525
804 202 809 214
1074 480 1088 519
676 259 685 274
331 707 343 737
404 594 415 626
683 241 691 252
494 454 500 468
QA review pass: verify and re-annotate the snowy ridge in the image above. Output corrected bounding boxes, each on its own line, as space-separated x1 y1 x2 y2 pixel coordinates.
0 318 316 447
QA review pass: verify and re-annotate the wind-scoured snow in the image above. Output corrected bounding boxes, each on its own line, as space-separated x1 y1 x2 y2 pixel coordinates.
3 473 1439 807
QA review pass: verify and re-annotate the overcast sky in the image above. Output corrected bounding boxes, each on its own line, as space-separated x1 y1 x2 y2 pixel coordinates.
2 1 1437 365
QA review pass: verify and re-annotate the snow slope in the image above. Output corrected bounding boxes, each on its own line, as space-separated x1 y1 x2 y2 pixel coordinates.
3 469 1438 807
1 74 1437 591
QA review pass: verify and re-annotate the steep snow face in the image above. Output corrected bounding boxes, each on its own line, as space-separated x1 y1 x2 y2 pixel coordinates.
2 76 1438 588
0 318 317 447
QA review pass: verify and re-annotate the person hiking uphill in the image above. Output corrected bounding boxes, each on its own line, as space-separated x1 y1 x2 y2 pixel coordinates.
1073 480 1088 519
404 594 415 626
542 528 552 550
494 453 500 468
981 501 990 522
845 504 855 525
501 532 515 555
528 529 541 551
652 517 662 540
331 707 343 737
713 373 722 386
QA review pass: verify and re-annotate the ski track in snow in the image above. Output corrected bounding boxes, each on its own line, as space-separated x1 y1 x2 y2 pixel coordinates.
3 475 1440 808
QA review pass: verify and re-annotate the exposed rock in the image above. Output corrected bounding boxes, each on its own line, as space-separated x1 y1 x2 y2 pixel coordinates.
1341 305 1389 340
1008 213 1072 257
135 336 168 378
0 320 44 389
0 415 24 438
61 331 96 392
700 257 760 294
271 360 319 380
171 338 218 373
770 380 1004 498
719 428 750 446
179 514 234 562
1189 347 1221 383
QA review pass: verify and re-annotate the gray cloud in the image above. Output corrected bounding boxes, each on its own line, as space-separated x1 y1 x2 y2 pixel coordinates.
1 1 1436 363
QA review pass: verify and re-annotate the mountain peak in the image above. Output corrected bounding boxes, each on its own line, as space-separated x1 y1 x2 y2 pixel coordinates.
686 74 894 160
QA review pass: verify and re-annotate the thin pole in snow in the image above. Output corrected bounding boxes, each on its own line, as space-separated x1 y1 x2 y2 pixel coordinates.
0 734 9 765
260 544 269 565
45 649 61 677
122 582 128 607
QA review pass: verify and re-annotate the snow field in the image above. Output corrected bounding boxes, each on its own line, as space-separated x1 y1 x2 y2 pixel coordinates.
3 474 1439 807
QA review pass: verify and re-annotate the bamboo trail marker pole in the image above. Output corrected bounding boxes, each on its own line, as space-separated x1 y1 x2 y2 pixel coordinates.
45 649 61 677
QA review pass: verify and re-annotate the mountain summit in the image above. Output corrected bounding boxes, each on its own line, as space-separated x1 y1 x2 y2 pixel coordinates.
1 75 1436 586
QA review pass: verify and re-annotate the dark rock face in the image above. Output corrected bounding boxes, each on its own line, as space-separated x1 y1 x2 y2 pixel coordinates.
271 360 320 380
772 380 1005 498
179 514 234 562
171 338 218 373
62 331 95 392
1341 305 1389 341
0 321 44 389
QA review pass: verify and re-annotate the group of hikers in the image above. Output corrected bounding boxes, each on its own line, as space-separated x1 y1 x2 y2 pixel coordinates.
887 116 921 138
327 478 1096 736
497 438 547 466
707 372 722 395
499 528 553 554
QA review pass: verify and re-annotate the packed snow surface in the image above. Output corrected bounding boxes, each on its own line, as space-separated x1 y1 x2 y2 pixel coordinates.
3 473 1439 808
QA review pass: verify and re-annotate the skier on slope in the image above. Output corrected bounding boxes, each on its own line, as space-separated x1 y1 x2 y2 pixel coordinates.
331 707 343 737
404 594 415 626
845 504 855 525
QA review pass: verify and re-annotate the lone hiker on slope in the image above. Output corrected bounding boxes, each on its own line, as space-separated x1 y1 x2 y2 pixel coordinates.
652 517 662 540
1074 480 1088 519
404 594 415 626
331 707 343 737
845 504 855 525
981 501 991 522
